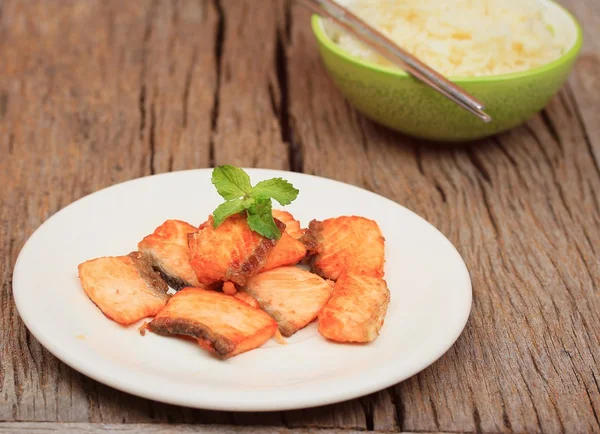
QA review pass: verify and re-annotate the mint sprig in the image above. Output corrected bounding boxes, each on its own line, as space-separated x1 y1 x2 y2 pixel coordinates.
211 165 299 239
211 165 252 199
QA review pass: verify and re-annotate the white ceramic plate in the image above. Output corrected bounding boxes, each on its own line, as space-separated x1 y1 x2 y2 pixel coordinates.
13 169 471 411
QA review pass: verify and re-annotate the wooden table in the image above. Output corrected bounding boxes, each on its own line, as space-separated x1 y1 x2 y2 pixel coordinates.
1 1 598 432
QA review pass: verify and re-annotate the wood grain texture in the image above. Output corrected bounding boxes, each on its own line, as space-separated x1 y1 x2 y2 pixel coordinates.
1 0 599 432
287 2 600 433
211 0 289 169
0 0 226 425
0 422 418 434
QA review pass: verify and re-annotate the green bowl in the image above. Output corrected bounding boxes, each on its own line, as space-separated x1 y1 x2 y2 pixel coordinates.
311 1 583 142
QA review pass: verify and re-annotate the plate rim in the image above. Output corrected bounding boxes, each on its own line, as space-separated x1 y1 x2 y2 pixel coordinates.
12 168 472 411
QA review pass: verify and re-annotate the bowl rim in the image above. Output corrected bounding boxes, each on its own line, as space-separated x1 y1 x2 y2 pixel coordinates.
311 1 583 84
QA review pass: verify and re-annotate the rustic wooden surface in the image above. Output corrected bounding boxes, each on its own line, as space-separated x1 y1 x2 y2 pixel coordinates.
0 423 413 434
0 0 598 433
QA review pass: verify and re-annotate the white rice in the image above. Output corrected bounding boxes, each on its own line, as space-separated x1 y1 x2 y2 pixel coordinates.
325 0 571 77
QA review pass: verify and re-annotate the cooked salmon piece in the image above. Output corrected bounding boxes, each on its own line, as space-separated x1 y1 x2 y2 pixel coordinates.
138 219 201 290
304 216 385 280
188 213 281 286
234 291 260 309
78 252 169 325
272 210 305 239
318 273 390 343
148 287 277 358
243 266 334 337
222 281 237 295
260 230 307 272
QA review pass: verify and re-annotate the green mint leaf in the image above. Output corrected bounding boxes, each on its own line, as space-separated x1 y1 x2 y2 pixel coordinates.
251 178 299 206
211 165 252 200
246 197 281 240
209 165 299 239
212 198 246 227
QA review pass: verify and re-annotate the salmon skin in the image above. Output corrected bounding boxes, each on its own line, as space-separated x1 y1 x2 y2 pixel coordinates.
138 219 202 291
148 287 278 359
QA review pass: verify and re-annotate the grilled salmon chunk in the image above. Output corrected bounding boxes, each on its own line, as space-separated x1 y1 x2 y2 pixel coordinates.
138 219 201 290
78 252 169 325
318 273 390 343
188 213 281 286
304 216 385 280
234 291 260 309
261 231 307 272
244 266 334 337
222 281 237 295
148 287 277 358
272 210 305 239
